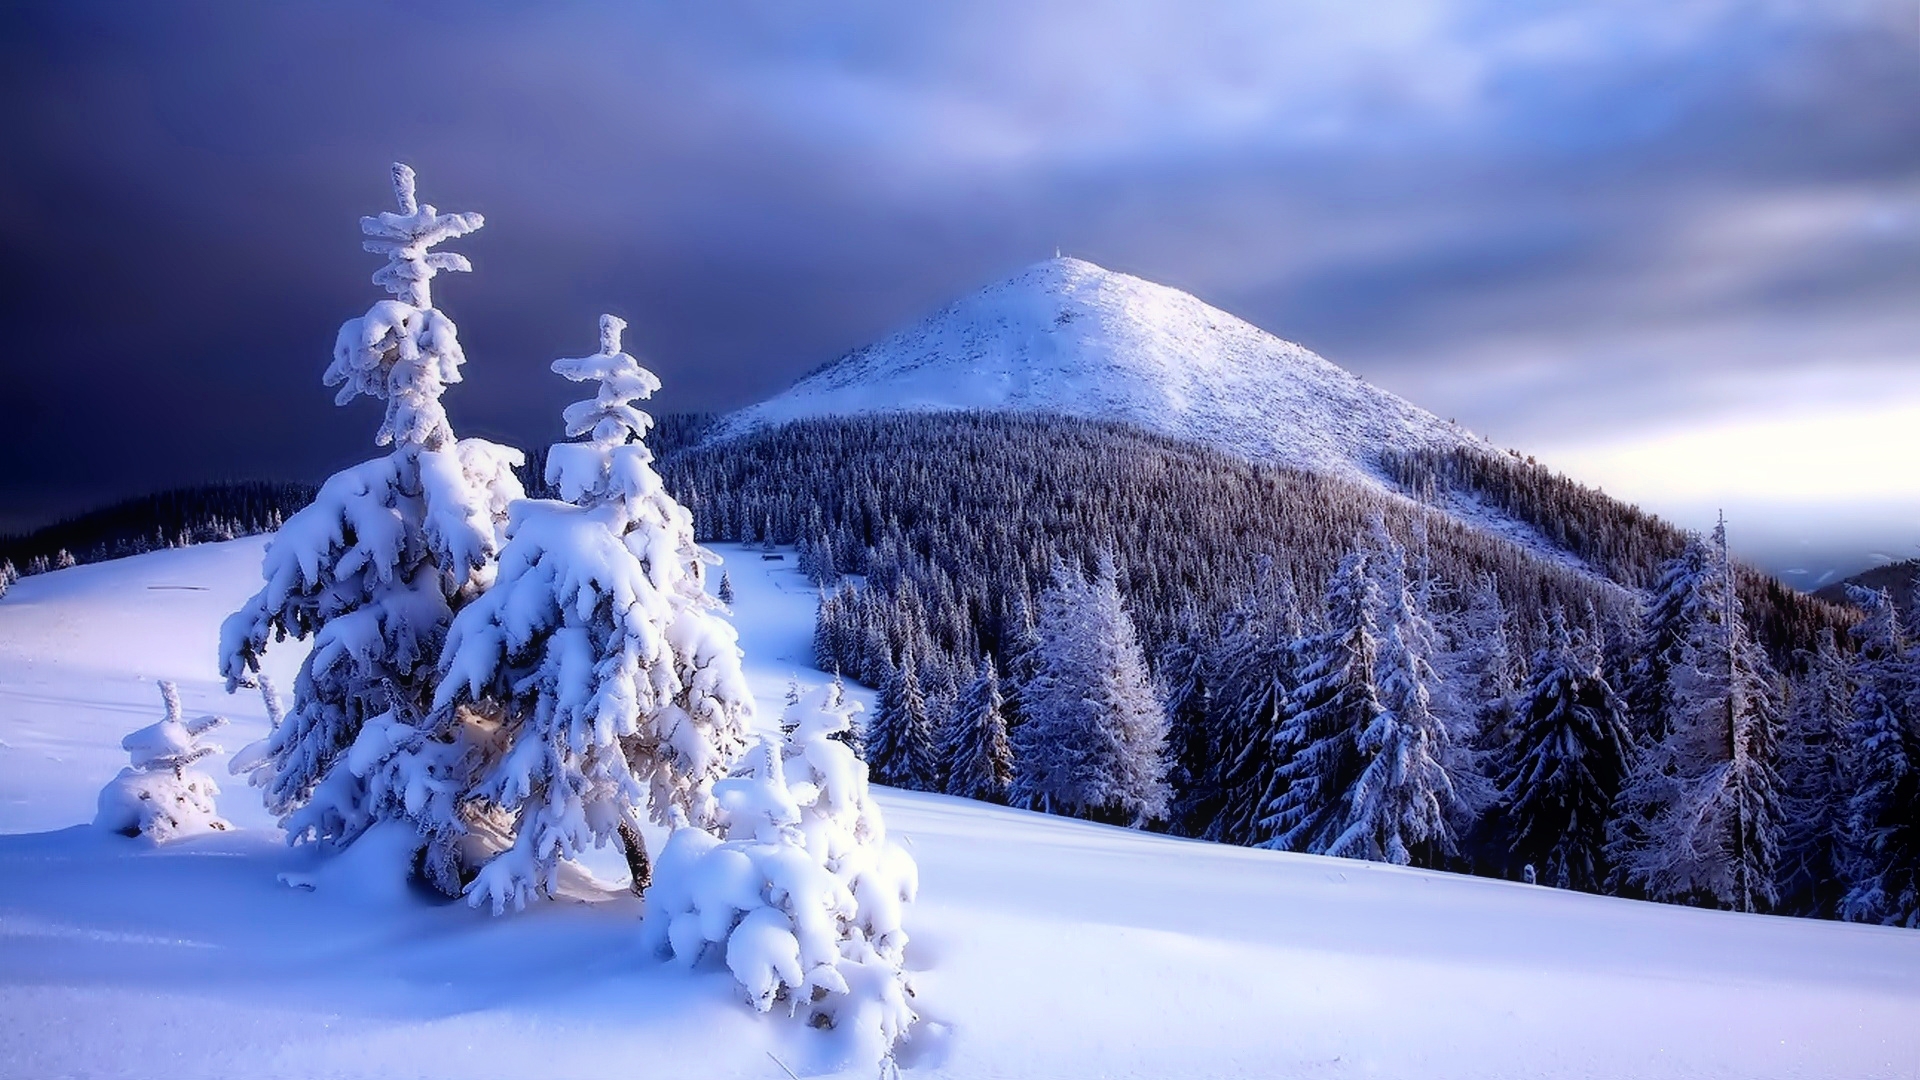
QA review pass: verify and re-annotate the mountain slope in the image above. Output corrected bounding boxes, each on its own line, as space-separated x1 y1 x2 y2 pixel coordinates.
713 257 1485 486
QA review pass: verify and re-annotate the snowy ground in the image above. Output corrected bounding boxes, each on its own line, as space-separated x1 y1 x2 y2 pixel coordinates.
2 539 1918 1079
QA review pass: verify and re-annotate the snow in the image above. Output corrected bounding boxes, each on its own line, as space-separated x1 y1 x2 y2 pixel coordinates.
713 257 1489 488
3 539 1920 1078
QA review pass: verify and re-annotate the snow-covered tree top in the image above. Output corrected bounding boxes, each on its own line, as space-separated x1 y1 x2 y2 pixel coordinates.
359 162 484 309
545 314 670 504
551 314 663 448
322 163 488 450
121 681 225 773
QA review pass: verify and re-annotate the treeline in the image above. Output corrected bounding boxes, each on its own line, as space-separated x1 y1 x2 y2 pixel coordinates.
0 481 315 578
663 412 1641 680
1381 444 1850 672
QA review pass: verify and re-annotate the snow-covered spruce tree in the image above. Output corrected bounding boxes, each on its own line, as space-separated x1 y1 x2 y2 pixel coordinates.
1449 572 1523 752
221 164 525 892
867 644 939 791
1610 520 1783 912
1839 586 1919 926
1261 547 1381 855
942 656 1013 803
1262 520 1473 867
1625 535 1714 742
0 560 16 599
1196 560 1304 845
1340 519 1471 865
96 681 230 841
1776 627 1855 917
1011 554 1170 825
718 569 735 609
436 315 754 912
645 683 918 1065
1499 608 1633 891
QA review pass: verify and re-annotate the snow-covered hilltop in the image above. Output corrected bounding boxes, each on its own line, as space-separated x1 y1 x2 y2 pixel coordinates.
713 256 1485 484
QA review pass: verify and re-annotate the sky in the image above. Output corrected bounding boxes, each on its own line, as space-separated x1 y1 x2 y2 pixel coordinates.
1 1 1914 580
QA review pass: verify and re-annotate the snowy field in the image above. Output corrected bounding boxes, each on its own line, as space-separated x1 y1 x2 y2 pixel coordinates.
2 539 1918 1079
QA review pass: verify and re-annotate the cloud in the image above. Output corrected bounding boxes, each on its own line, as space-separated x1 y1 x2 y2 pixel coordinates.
0 0 1913 560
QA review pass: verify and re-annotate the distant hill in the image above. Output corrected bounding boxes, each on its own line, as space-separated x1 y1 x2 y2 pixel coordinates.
712 256 1488 486
1816 558 1919 617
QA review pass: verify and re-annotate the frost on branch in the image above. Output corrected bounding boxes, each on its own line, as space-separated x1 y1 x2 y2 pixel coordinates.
96 681 230 841
437 314 752 912
645 684 918 1066
220 164 523 895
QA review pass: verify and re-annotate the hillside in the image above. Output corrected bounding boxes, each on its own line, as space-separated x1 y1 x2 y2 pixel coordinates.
1 542 1916 1079
1817 558 1919 618
712 257 1488 486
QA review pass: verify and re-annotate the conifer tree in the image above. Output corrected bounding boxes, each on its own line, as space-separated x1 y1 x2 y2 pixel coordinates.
1500 608 1632 891
96 681 231 841
1261 547 1381 854
1344 521 1469 865
644 688 919 1064
1775 627 1855 916
868 646 938 790
1626 536 1713 742
1199 562 1303 845
943 657 1013 803
1611 520 1783 912
1450 572 1522 750
436 315 755 912
221 164 524 891
1840 587 1919 926
1011 556 1169 824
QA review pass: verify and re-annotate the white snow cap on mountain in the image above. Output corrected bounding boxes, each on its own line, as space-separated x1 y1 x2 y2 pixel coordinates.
715 257 1487 483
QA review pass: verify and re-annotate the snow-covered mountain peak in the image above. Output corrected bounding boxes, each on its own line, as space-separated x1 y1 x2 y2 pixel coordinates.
713 256 1487 482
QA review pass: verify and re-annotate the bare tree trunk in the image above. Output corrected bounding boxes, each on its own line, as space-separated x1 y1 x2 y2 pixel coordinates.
619 820 653 896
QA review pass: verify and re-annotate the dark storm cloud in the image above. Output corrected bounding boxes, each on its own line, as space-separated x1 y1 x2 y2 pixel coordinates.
1 0 1914 530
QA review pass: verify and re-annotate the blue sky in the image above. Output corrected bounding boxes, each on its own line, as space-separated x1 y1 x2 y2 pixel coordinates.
1 1 1914 577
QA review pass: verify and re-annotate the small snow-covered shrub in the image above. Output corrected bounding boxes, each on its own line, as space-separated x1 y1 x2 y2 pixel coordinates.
96 681 230 841
645 683 918 1064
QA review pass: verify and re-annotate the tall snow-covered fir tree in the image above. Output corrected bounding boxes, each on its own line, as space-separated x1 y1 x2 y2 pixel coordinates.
1192 560 1303 845
1447 571 1523 753
1610 519 1783 912
436 315 754 912
1499 608 1633 891
1776 626 1856 918
942 656 1013 803
1263 521 1471 867
220 164 525 892
1342 520 1470 864
1261 546 1381 855
867 643 939 791
1011 554 1170 825
1840 586 1919 926
1625 535 1714 742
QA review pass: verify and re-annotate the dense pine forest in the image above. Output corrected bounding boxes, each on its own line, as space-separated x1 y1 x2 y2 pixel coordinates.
661 411 1913 925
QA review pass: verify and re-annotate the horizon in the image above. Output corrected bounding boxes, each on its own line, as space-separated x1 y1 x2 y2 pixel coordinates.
1 2 1914 582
